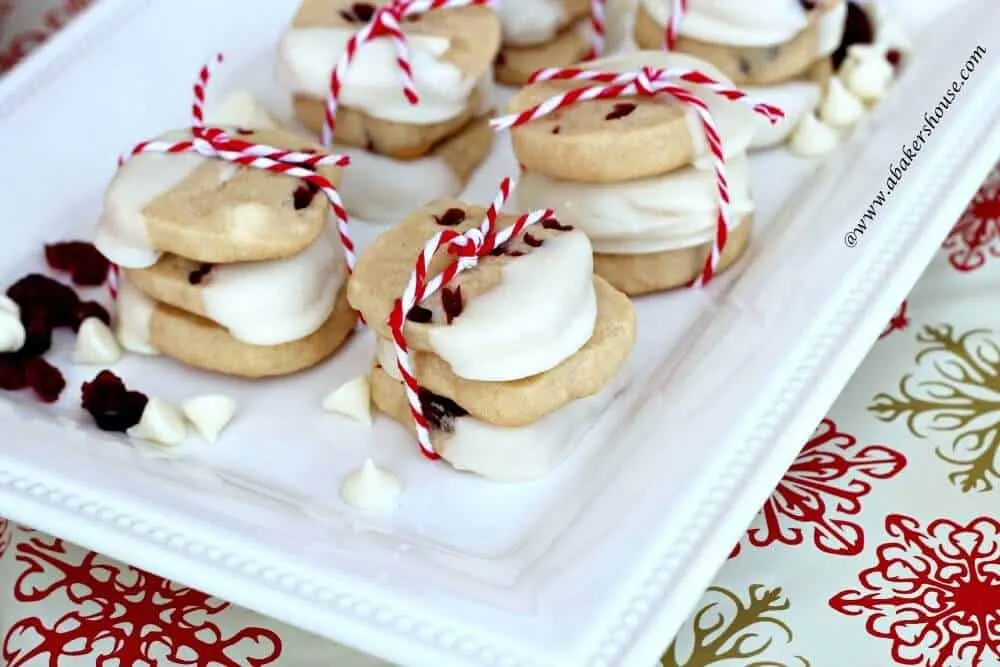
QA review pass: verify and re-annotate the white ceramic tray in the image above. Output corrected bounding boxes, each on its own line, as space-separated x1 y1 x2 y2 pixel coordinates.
1 1 999 666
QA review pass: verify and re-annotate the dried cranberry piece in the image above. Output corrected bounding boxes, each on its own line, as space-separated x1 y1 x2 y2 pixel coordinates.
7 274 80 329
833 2 874 68
505 250 526 257
293 182 320 210
441 286 463 324
187 263 214 285
434 208 466 226
494 52 506 66
407 305 433 324
418 388 468 433
81 370 149 433
341 2 376 22
23 357 65 403
0 355 27 391
44 242 111 287
551 125 561 135
20 306 53 356
799 0 817 9
523 233 543 248
73 301 111 332
886 49 903 68
542 218 574 231
605 103 636 121
236 128 254 135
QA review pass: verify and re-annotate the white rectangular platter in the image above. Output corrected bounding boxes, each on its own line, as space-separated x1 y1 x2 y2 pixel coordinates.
1 1 999 666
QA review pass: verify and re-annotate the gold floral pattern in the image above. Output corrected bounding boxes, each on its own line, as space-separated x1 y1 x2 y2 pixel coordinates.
661 585 809 667
869 324 1000 493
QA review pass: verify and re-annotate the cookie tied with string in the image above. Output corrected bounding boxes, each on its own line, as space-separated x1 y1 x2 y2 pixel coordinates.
276 0 501 159
348 194 635 453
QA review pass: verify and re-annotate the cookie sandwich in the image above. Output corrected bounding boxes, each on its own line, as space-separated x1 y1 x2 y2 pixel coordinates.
347 183 636 481
94 126 358 378
496 51 782 295
631 0 847 148
494 0 593 86
276 0 501 222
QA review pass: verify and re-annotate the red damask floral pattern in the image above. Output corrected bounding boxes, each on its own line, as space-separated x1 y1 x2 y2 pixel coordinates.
731 419 906 558
2 532 282 666
879 300 910 340
829 514 1000 667
943 164 1000 272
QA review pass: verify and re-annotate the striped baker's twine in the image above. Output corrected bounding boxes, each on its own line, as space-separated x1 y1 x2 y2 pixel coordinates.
490 65 783 285
386 178 553 459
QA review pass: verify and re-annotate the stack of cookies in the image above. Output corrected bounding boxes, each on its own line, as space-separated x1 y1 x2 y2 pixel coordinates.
494 0 592 85
347 199 636 481
633 0 847 148
507 51 762 295
275 0 501 222
94 127 356 378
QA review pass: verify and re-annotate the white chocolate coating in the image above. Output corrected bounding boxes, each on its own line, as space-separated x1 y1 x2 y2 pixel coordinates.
517 157 753 255
498 0 568 46
275 27 475 125
427 229 598 382
114 278 159 356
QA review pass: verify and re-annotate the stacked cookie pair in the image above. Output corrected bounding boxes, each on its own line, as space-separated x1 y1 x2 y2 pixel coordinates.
275 0 501 222
507 51 763 295
633 0 848 148
94 128 356 378
494 0 592 85
347 200 636 481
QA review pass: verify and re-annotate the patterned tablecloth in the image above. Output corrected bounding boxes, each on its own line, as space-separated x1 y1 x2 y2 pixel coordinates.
2 2 998 666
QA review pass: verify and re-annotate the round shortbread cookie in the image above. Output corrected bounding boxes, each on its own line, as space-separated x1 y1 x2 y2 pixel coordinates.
504 50 761 182
347 198 636 426
594 215 752 295
339 115 496 222
148 286 356 378
494 20 591 86
371 275 633 427
633 3 841 85
99 128 342 266
286 0 500 158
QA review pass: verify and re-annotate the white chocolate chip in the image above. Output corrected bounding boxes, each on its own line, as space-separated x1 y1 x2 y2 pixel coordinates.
789 112 840 157
127 398 188 446
206 90 280 130
339 459 402 511
0 310 25 353
843 47 895 103
322 375 373 426
73 317 123 365
182 395 238 444
0 296 20 318
819 77 866 128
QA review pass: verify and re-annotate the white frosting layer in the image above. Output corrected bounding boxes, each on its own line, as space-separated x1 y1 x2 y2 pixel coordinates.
428 229 598 381
337 145 461 224
744 80 822 150
445 372 625 482
276 27 475 124
587 51 761 165
115 278 159 355
640 0 846 54
517 157 753 255
95 133 205 269
200 227 346 346
499 0 567 46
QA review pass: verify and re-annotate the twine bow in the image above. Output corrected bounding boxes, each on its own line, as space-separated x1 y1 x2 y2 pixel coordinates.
387 178 554 459
490 65 783 285
322 0 492 146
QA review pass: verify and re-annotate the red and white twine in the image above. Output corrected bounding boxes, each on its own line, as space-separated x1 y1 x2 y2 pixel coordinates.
588 0 686 56
588 0 606 59
490 65 783 285
321 0 491 146
665 0 687 50
387 178 554 459
105 54 356 301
